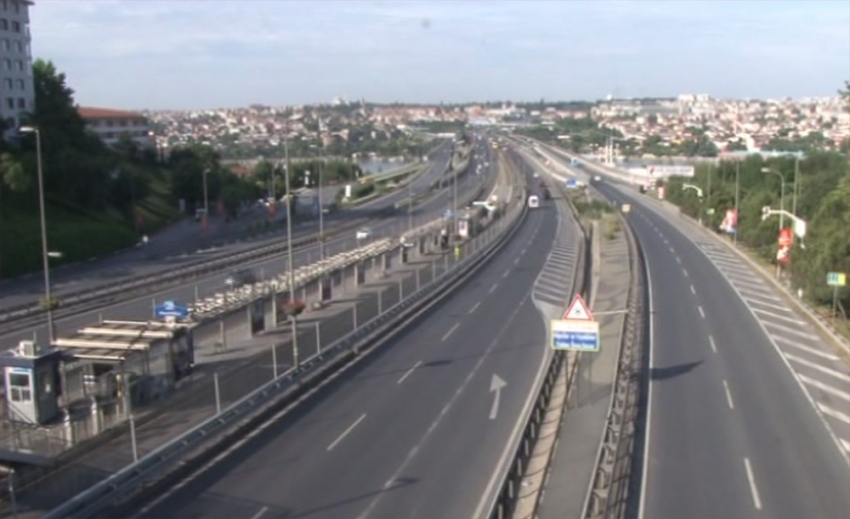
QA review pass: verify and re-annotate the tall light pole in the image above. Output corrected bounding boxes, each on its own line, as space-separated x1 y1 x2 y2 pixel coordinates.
310 140 326 260
733 160 740 246
792 155 799 218
202 167 210 231
20 126 55 343
762 167 786 229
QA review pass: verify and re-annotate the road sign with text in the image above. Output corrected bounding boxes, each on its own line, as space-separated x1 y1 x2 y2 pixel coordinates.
550 294 600 352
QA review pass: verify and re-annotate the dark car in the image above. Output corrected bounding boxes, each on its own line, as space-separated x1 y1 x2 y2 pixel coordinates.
225 269 257 287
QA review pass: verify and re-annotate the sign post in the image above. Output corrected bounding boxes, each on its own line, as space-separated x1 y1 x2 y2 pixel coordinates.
154 300 190 322
827 272 846 322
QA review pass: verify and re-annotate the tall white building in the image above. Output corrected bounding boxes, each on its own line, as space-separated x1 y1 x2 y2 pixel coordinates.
0 0 34 134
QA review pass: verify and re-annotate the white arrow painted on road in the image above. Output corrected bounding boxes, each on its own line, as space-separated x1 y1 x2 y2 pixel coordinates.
489 374 507 420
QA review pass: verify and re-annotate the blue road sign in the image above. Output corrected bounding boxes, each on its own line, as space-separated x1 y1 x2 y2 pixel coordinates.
155 300 190 319
550 319 600 352
566 178 578 188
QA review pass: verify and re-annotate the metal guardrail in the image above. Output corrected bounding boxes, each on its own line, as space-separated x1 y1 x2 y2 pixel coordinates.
41 166 530 519
582 202 644 519
0 217 372 324
483 147 589 519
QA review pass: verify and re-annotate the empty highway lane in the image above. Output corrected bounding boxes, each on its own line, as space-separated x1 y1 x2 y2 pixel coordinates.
595 182 850 519
127 192 559 519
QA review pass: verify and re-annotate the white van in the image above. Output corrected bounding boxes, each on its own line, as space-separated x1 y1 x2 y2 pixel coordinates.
528 195 540 208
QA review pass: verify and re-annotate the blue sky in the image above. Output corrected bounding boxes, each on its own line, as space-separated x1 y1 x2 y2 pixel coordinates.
29 0 850 110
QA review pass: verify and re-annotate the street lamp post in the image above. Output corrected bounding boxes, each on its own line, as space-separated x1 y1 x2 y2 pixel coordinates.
20 126 55 343
202 167 210 231
762 167 786 229
733 161 740 246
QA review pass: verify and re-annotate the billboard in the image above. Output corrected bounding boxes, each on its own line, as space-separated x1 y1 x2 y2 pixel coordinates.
647 165 696 177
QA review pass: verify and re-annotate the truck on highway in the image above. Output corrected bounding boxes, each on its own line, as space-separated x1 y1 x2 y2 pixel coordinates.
528 195 539 208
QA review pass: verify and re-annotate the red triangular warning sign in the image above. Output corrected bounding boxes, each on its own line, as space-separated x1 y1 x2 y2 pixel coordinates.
563 294 593 321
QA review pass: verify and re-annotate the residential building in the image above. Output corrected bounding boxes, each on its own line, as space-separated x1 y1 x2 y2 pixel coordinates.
78 107 153 148
0 0 34 135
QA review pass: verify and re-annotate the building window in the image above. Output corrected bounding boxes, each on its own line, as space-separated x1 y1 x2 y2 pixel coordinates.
15 40 22 52
13 0 19 13
11 20 19 32
16 59 23 71
2 59 10 70
15 78 23 90
16 97 24 108
5 97 13 109
1 1 6 12
0 18 7 30
2 78 10 90
1 39 8 51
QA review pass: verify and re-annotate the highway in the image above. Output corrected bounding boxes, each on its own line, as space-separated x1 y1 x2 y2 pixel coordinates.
0 139 481 352
592 179 850 518
0 140 455 312
124 180 557 519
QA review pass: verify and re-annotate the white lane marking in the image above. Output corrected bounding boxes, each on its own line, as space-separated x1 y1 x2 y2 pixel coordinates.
668 246 675 254
368 294 542 519
737 287 781 302
683 268 689 277
773 336 840 361
797 374 850 402
698 306 705 319
783 354 850 382
468 301 481 314
675 256 682 264
762 321 820 341
751 307 805 325
817 402 850 425
521 247 527 255
709 335 717 353
327 413 367 451
397 360 423 384
514 257 520 265
502 270 510 278
489 282 499 294
441 323 460 342
637 241 657 519
746 298 795 313
250 507 269 519
722 380 735 409
841 438 850 454
743 457 763 510
690 285 696 295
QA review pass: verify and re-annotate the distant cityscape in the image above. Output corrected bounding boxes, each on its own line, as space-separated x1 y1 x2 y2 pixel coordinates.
137 93 848 163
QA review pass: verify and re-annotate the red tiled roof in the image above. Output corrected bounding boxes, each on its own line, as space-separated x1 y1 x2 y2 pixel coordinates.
77 107 146 120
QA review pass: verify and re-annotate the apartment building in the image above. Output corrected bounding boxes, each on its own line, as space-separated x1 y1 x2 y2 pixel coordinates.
78 107 153 148
0 0 34 134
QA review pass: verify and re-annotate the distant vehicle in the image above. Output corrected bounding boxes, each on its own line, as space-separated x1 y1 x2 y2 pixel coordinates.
532 172 539 178
356 227 372 240
225 269 257 287
528 195 540 208
542 187 551 200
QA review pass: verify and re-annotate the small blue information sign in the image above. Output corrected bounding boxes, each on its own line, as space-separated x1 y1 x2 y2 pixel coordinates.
155 300 190 320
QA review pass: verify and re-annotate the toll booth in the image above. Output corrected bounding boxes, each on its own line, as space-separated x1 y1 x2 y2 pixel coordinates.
54 320 194 408
0 341 63 425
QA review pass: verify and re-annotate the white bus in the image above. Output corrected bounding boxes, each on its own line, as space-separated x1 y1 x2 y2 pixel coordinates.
528 195 539 208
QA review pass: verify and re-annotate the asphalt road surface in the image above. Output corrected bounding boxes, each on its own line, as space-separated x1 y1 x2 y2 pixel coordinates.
0 143 487 353
0 141 455 312
126 188 558 519
594 181 850 519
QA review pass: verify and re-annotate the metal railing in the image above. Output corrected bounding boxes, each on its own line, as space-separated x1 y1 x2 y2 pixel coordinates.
581 203 644 519
40 170 530 519
483 148 590 519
